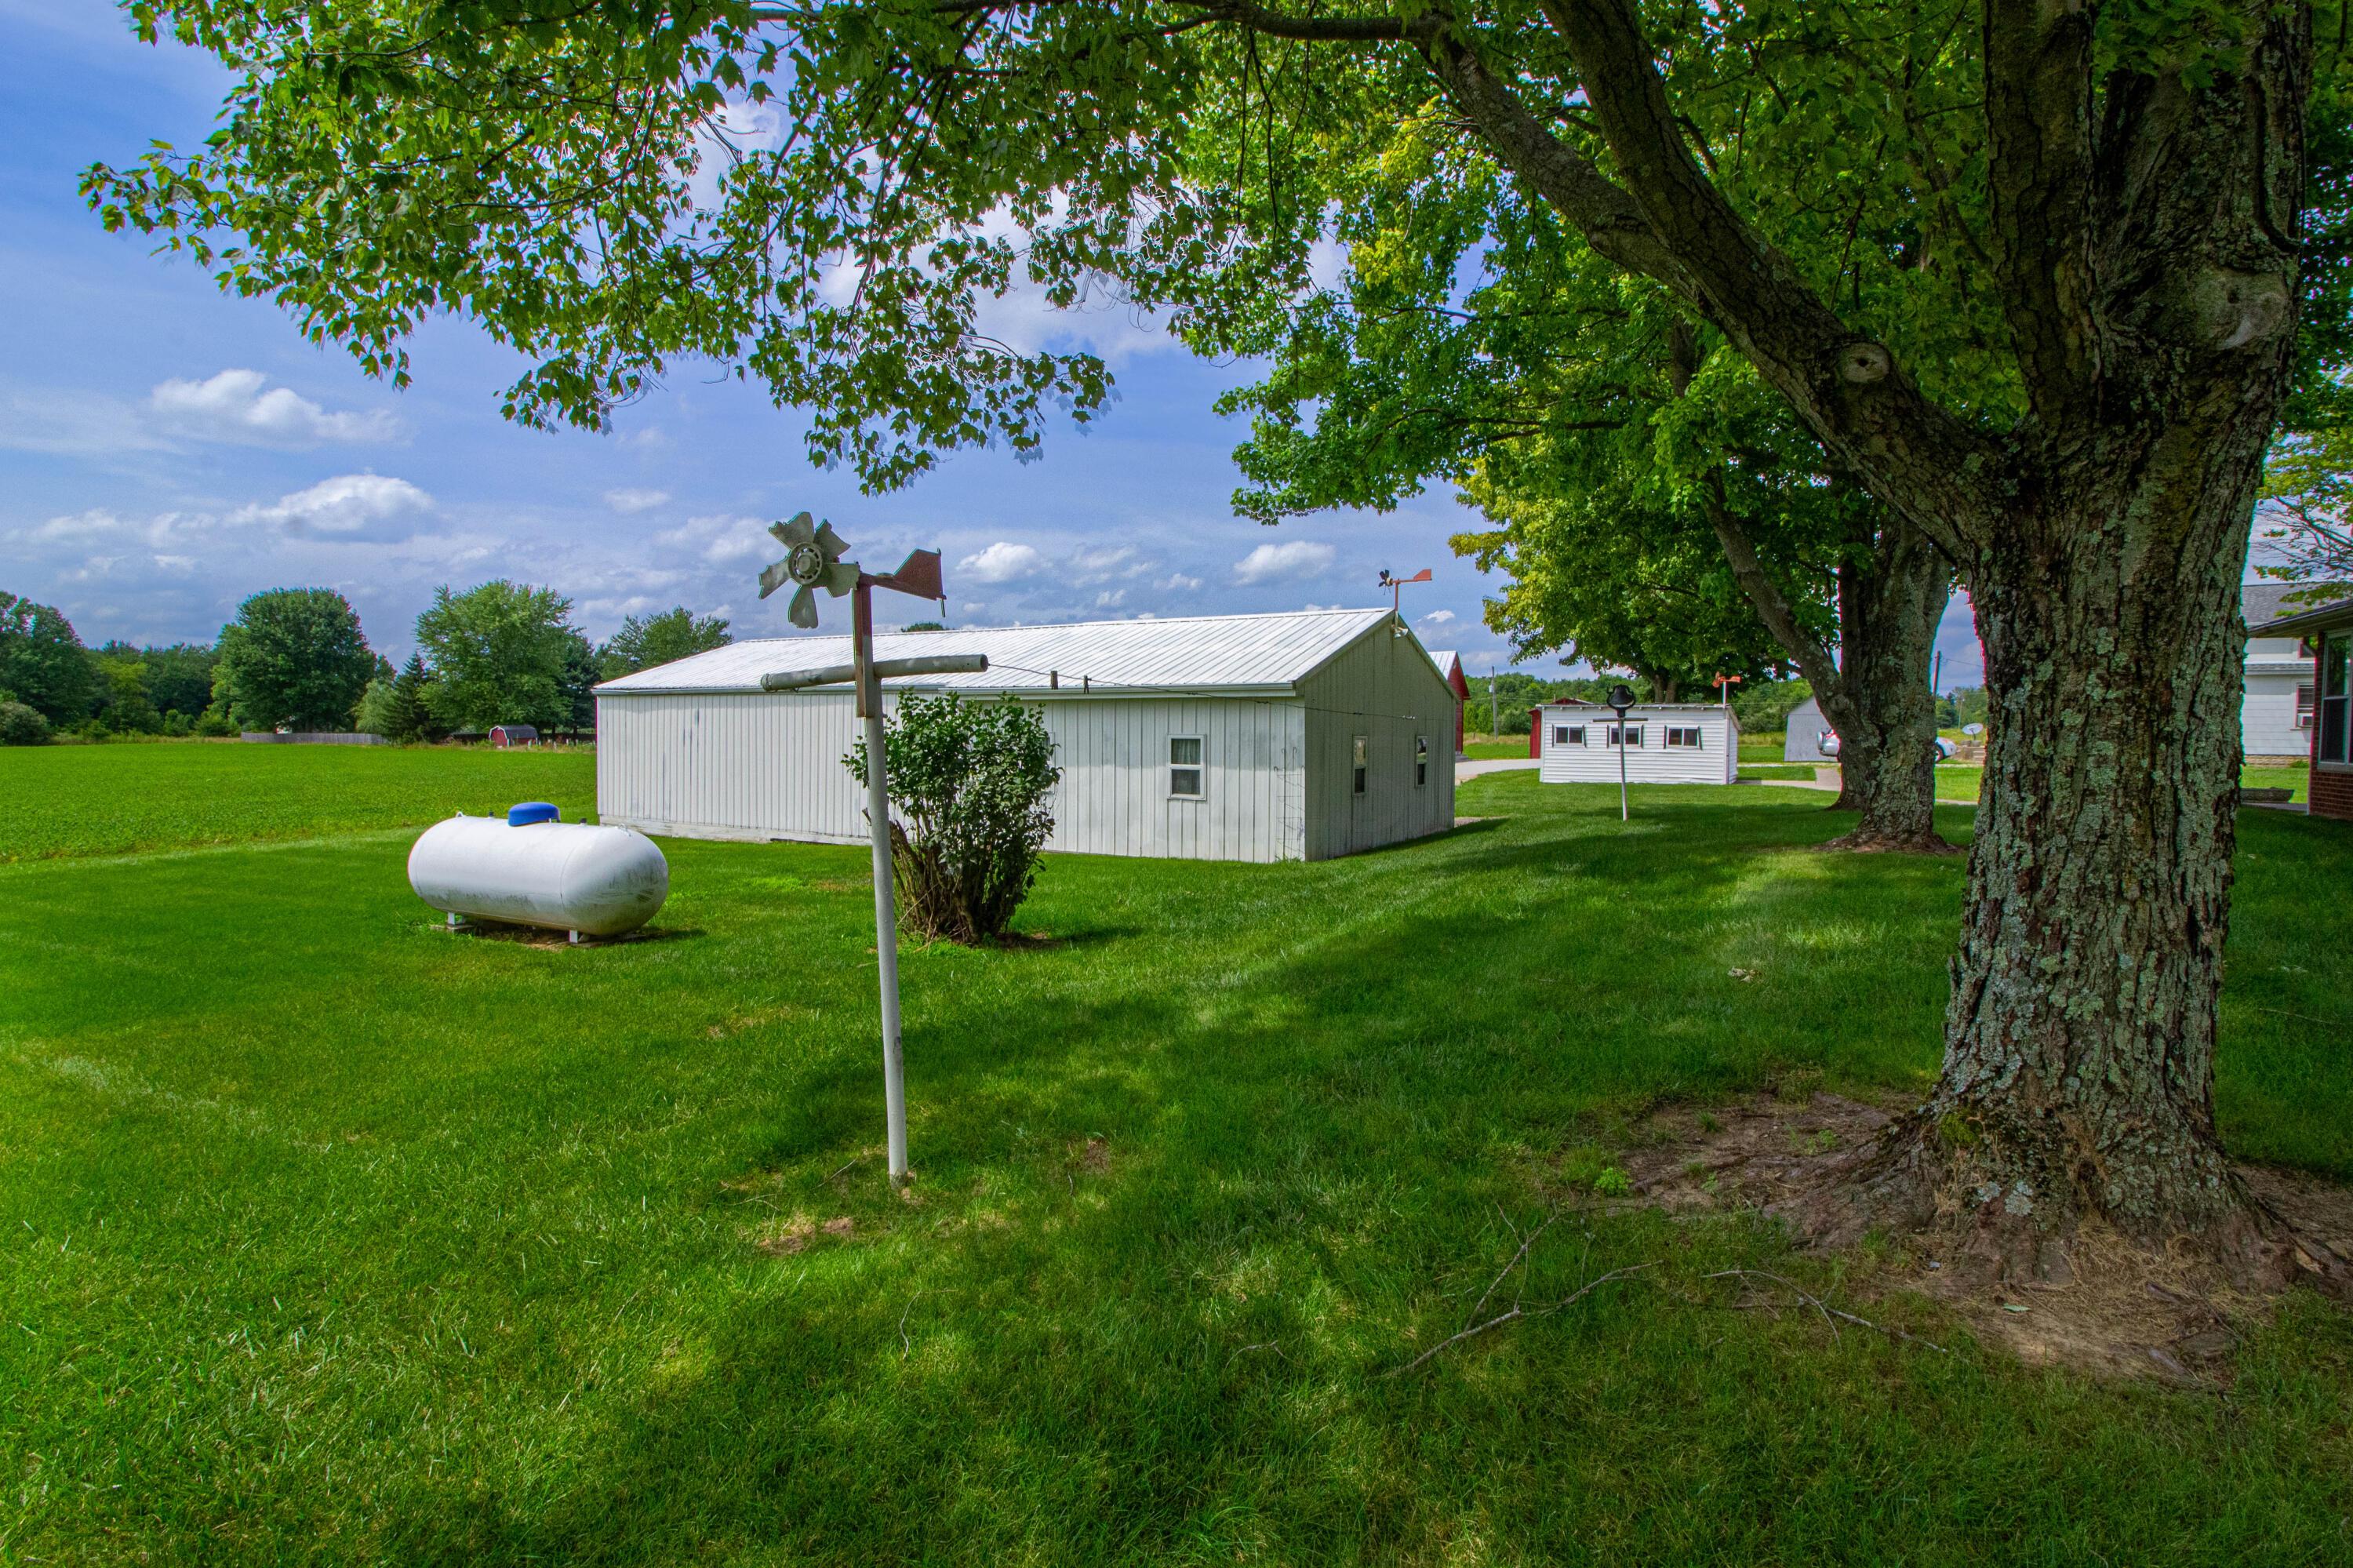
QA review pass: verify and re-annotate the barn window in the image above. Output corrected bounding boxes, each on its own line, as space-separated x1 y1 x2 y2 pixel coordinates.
1415 735 1429 787
1169 736 1204 798
2322 636 2351 764
1664 725 1703 748
1352 734 1369 794
1606 724 1644 748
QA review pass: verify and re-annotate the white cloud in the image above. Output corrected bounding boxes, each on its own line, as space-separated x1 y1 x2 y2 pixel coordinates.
151 369 400 447
1156 572 1203 591
1234 540 1337 585
1093 588 1126 609
604 487 671 514
1420 608 1457 625
231 473 435 537
958 541 1046 584
655 513 772 567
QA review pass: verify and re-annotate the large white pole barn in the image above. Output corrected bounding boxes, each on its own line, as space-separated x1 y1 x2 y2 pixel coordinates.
1534 701 1740 785
595 609 1459 863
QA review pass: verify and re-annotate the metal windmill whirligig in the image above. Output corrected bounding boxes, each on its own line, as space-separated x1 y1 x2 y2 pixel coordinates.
755 515 984 1185
758 513 861 628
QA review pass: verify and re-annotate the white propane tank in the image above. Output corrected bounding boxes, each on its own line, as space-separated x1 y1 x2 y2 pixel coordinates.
408 807 668 939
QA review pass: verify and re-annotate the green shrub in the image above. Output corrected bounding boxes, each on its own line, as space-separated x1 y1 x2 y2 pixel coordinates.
0 700 51 746
846 693 1060 944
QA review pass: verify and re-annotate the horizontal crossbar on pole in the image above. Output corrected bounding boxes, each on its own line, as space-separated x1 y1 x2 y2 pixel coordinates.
759 653 989 692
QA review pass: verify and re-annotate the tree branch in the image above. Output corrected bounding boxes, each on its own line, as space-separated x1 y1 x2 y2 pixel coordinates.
1532 0 2000 556
1980 0 2098 423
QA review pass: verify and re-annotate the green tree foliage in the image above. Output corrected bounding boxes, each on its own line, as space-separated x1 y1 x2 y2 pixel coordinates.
846 694 1061 944
0 593 98 726
597 607 732 678
0 701 51 747
93 657 164 736
354 675 399 737
136 642 220 722
212 588 378 733
1733 678 1813 735
559 631 599 732
386 654 439 743
414 581 581 734
2258 422 2353 584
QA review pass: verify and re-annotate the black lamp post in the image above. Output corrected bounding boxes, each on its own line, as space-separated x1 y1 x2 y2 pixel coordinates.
1606 682 1636 821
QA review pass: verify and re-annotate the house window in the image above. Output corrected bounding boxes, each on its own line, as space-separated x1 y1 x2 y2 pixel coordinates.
1664 725 1703 748
1169 736 1203 798
1553 724 1586 746
1415 735 1429 788
1606 723 1644 748
1352 734 1369 795
2297 682 2317 729
2322 635 2351 764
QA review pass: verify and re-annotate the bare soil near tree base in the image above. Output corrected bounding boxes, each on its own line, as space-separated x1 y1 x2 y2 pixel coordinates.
1609 1091 2353 1386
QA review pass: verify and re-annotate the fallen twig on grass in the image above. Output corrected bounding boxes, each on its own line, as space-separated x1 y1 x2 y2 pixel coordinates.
1387 1263 1659 1378
898 1289 926 1359
1704 1268 1950 1355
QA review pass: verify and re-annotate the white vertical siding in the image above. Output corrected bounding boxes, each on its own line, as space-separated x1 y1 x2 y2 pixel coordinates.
1537 705 1739 785
596 690 1310 862
1297 623 1458 860
2243 670 2311 758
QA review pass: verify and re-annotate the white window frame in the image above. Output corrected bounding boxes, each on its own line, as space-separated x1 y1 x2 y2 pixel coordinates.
1169 735 1205 799
2297 682 2317 730
1352 734 1369 795
1606 723 1645 748
1553 723 1587 747
2322 635 2351 766
1664 724 1704 749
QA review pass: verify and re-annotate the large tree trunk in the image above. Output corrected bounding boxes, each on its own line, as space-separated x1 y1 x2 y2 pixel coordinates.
1827 449 2300 1275
1704 482 1953 853
1435 0 2317 1262
1815 526 1949 853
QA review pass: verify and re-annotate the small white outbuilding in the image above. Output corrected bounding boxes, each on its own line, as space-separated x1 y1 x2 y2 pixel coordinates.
1535 702 1739 786
594 608 1458 863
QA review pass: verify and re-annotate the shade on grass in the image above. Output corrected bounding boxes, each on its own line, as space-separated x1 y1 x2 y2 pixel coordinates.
2 757 2348 1563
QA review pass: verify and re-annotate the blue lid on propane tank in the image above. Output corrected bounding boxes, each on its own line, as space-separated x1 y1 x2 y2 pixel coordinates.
507 802 559 827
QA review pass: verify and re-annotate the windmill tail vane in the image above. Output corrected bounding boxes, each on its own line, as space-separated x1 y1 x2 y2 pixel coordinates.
758 511 860 628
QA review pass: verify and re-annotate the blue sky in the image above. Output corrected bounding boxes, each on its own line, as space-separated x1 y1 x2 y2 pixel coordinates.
0 4 1987 684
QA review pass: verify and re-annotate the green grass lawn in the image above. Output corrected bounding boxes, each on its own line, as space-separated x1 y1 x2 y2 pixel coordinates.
1459 735 1529 759
0 741 596 862
1928 762 2310 806
4 755 2351 1563
1738 763 1823 781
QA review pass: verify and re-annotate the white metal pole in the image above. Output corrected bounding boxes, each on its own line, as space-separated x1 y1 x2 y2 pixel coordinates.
854 583 909 1184
1619 719 1629 821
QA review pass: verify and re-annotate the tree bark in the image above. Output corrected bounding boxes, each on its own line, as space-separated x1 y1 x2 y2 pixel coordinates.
1475 0 2311 1261
1815 529 1948 852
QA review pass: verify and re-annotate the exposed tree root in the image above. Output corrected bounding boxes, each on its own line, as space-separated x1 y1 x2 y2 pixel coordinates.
1815 825 1962 855
1609 1092 2353 1383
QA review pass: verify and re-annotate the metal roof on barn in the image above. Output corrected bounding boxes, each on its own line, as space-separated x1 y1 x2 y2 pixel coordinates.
595 607 1417 697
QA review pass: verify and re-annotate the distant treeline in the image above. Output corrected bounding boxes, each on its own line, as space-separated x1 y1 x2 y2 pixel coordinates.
0 587 730 747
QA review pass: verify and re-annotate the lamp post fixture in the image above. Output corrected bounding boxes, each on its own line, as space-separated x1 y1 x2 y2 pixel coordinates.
756 513 981 1186
1606 681 1636 822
